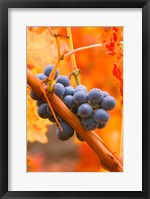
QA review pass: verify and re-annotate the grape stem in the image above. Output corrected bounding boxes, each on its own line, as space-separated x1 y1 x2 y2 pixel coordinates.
67 27 81 85
72 69 81 85
64 43 102 85
64 43 102 58
27 69 123 172
69 70 81 85
49 27 102 86
39 82 63 132
64 41 102 86
67 27 78 70
48 27 62 82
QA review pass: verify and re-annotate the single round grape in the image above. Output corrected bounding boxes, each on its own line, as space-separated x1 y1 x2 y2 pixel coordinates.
56 75 70 87
74 85 87 93
73 91 88 105
78 103 93 118
100 96 116 110
93 109 110 123
36 73 47 80
97 122 107 129
64 86 75 96
76 132 84 142
53 83 65 98
30 90 40 100
38 103 51 119
63 95 76 108
88 88 104 105
44 65 59 79
56 121 74 141
81 116 97 131
36 100 44 107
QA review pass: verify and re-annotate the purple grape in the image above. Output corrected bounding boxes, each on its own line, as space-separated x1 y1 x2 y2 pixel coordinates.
97 122 107 129
56 75 70 87
38 103 51 119
53 83 65 98
78 103 93 118
101 96 116 110
56 121 74 141
44 65 59 79
74 85 87 93
81 116 97 130
73 91 88 105
63 95 76 108
88 88 104 105
30 90 40 100
36 73 47 80
93 109 110 123
64 86 75 96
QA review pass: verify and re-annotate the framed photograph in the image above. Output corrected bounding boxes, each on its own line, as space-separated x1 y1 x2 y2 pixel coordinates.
0 0 150 198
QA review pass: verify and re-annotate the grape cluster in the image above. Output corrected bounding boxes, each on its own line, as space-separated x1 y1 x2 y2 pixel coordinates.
30 65 116 142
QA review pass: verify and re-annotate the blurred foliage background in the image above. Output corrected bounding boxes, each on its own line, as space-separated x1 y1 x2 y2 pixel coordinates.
27 27 123 172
